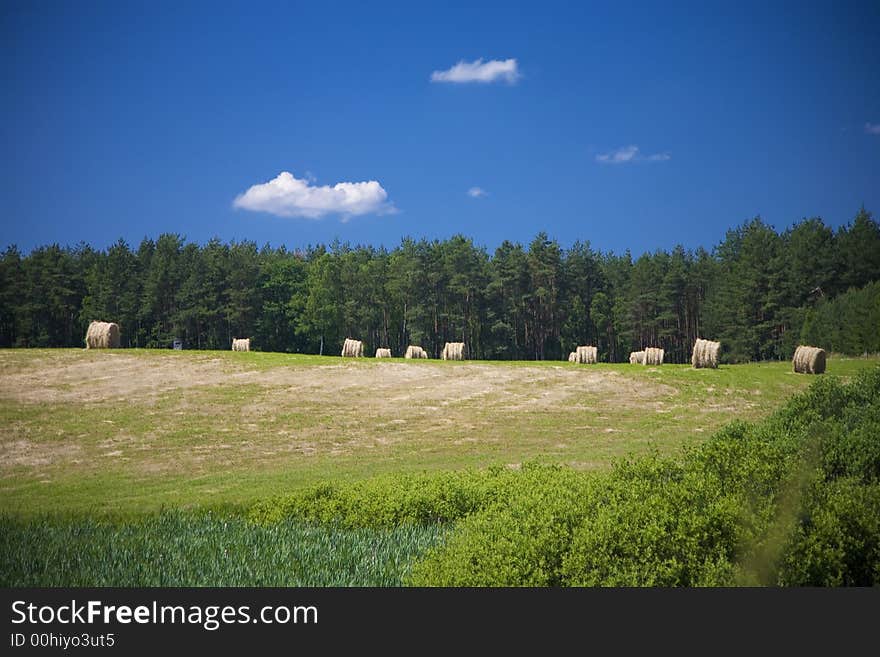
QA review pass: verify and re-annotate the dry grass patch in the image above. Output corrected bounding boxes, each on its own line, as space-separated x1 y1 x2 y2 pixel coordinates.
2 349 876 513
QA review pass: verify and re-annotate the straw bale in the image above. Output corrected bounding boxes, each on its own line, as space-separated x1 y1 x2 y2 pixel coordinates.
85 321 120 349
792 345 826 374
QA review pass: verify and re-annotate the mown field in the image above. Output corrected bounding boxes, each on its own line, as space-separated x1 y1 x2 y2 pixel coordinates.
1 349 878 586
2 348 875 514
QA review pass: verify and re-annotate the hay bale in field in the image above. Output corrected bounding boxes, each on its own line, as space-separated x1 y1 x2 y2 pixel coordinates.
341 338 364 358
643 347 664 366
375 348 392 358
85 321 120 349
792 345 826 374
691 338 720 369
629 350 645 365
441 342 465 361
405 345 427 359
231 337 251 352
574 345 598 364
568 351 577 363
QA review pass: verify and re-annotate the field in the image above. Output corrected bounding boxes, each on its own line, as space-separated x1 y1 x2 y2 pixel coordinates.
0 512 444 586
2 349 879 587
1 348 874 515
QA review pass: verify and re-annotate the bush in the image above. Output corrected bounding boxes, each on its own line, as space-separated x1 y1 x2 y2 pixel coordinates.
249 466 518 528
778 479 880 586
560 458 743 586
409 464 595 586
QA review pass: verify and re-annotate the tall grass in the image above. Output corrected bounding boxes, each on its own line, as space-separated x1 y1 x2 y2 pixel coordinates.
0 511 444 587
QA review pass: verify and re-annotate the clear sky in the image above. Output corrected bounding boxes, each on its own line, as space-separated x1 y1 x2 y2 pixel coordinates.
2 1 879 256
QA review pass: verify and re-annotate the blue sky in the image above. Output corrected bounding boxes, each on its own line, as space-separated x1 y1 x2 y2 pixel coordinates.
2 1 879 256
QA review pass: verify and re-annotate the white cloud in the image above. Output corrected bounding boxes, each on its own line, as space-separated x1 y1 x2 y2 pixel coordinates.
431 58 520 84
467 186 488 198
233 171 395 220
866 122 880 135
596 145 670 164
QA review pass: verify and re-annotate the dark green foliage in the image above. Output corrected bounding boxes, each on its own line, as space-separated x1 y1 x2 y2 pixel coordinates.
777 479 880 586
800 281 880 356
0 511 445 587
2 208 878 361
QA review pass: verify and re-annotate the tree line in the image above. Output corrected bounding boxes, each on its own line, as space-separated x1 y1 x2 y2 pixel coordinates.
1 208 878 363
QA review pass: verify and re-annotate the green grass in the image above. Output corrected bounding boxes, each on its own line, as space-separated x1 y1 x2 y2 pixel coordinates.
1 348 877 515
0 511 445 586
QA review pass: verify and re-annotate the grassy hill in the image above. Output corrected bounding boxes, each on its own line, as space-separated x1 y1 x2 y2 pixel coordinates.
1 348 876 514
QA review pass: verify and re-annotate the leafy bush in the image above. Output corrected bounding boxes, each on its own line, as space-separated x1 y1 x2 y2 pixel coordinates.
408 464 596 586
559 458 745 586
249 466 518 528
778 479 880 586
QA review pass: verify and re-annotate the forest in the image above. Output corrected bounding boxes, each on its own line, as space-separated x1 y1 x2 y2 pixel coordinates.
1 208 878 363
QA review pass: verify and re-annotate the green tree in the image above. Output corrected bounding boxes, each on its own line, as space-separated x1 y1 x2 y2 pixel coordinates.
526 232 563 359
0 246 24 347
837 207 880 292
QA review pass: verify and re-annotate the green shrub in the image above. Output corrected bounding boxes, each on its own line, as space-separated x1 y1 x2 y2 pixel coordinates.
409 464 595 586
249 466 518 528
560 458 743 586
778 479 880 586
818 404 880 484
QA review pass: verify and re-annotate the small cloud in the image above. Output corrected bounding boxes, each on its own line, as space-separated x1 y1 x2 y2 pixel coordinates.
596 145 639 164
467 187 488 198
233 171 395 220
596 145 671 164
431 58 520 84
866 122 880 135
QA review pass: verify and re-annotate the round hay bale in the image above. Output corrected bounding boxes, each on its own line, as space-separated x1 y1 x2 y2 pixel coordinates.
232 337 251 352
575 345 598 364
375 348 392 358
85 321 121 349
691 338 720 369
442 342 465 361
793 345 826 374
405 345 427 359
643 347 664 366
629 350 645 365
342 338 364 358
